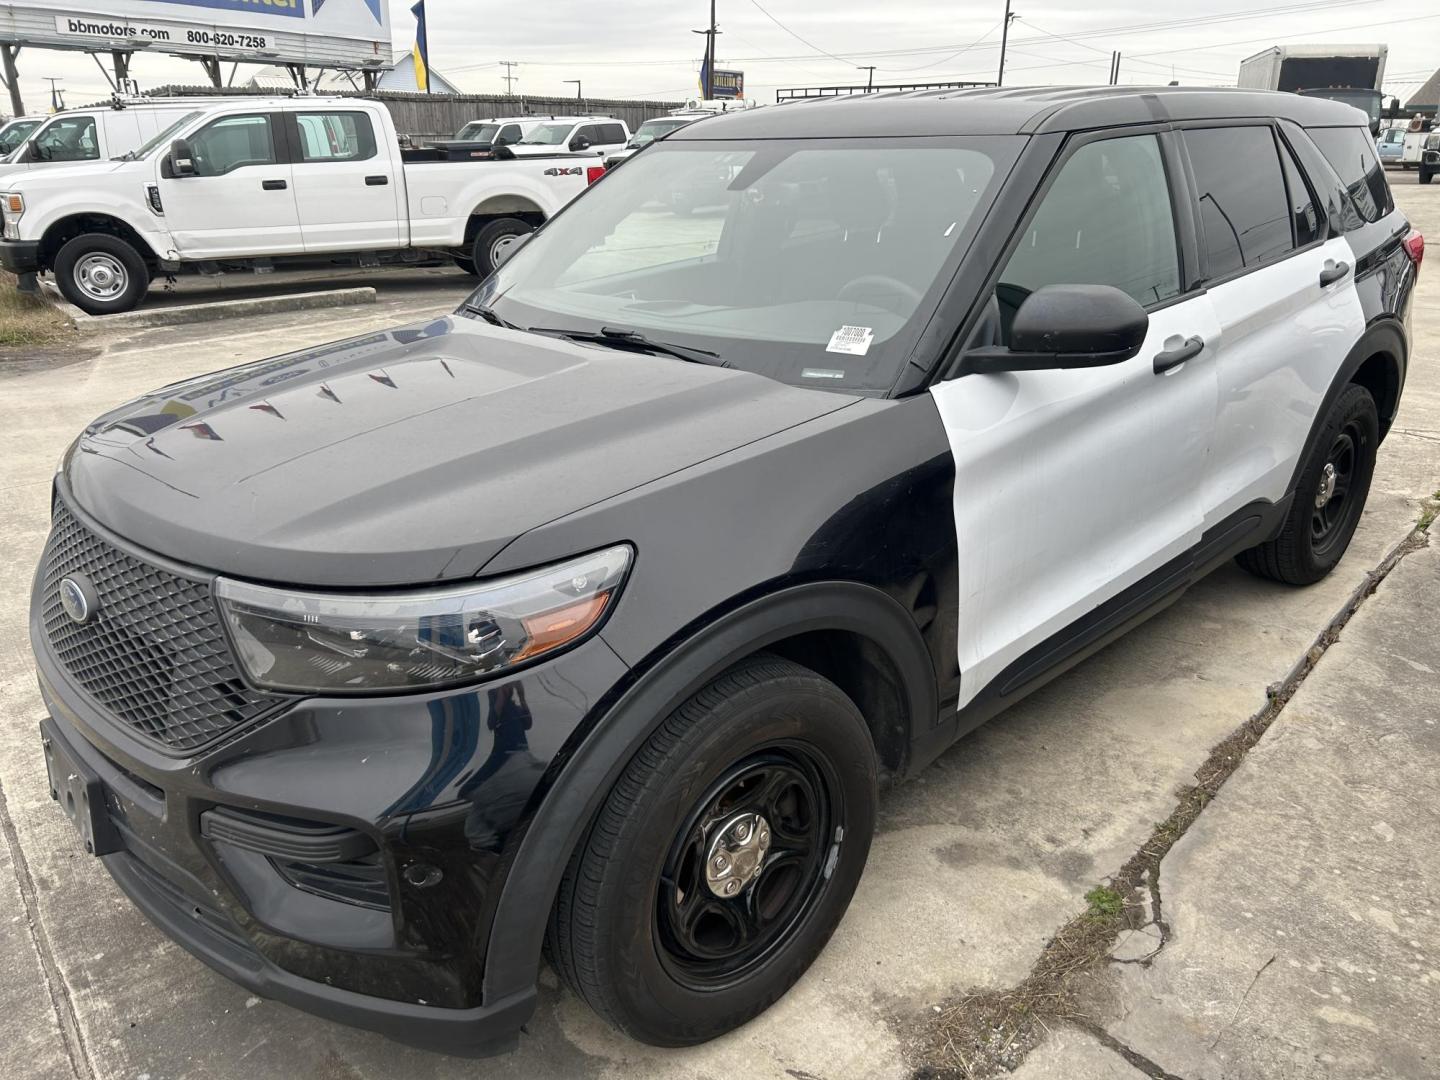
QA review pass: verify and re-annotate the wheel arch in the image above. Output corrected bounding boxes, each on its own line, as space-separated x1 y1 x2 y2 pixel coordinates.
463 196 545 244
1287 316 1406 496
38 213 159 271
479 579 936 1006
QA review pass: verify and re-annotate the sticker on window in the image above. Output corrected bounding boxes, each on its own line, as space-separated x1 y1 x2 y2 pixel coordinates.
802 367 846 380
826 325 874 356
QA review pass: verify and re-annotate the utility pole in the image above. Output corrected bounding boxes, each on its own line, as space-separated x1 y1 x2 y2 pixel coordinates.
1109 51 1121 86
692 0 718 100
564 78 582 101
500 60 518 95
858 65 877 92
996 0 1018 87
43 76 63 111
1 45 24 117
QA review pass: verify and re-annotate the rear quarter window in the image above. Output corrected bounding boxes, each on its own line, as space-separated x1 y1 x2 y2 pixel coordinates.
1305 126 1393 225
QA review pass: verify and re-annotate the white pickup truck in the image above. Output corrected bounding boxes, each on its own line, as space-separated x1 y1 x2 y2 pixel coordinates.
0 97 604 314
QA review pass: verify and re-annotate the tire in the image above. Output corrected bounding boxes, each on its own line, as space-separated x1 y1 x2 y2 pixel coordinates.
53 232 149 316
547 654 877 1047
452 255 480 275
469 216 533 277
1420 168 1434 186
1237 383 1378 586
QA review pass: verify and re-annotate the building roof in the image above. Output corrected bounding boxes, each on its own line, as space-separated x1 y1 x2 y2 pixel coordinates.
1406 69 1440 110
677 85 1369 140
377 53 460 95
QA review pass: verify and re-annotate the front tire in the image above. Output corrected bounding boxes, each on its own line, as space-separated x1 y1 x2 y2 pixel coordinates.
547 654 877 1046
53 233 149 315
1237 383 1378 585
469 216 533 277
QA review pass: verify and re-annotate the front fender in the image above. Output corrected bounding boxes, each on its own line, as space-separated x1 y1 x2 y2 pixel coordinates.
478 579 936 1007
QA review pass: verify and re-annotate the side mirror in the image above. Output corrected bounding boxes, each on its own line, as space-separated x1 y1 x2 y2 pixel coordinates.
569 136 590 152
168 138 197 177
492 232 530 269
959 284 1149 375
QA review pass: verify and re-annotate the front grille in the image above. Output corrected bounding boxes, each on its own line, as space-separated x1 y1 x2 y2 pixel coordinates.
39 498 285 753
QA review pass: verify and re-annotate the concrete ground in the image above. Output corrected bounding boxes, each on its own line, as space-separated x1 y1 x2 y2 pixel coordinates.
0 176 1435 1080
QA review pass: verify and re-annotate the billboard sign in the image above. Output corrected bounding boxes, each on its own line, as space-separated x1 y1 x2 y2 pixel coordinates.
698 60 744 99
2 0 393 69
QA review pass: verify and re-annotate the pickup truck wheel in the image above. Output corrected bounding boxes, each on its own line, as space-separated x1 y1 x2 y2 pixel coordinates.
470 217 533 277
54 233 148 316
547 654 876 1046
452 255 480 276
1420 168 1434 185
1236 383 1378 586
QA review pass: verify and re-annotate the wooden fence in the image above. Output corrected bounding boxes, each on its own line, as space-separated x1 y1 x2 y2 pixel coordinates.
142 86 685 140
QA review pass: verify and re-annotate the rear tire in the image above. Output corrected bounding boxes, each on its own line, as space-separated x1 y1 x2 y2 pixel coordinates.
1236 383 1378 586
469 216 533 277
1420 168 1434 185
547 654 877 1046
452 255 480 275
53 233 149 315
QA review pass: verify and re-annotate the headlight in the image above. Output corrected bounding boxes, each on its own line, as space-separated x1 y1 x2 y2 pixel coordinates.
216 544 632 693
2 192 21 215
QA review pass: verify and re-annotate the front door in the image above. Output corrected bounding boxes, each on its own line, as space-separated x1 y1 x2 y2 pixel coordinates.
928 131 1219 708
287 109 404 253
158 111 301 259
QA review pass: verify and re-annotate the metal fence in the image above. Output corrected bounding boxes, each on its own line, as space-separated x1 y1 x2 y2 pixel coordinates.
140 85 684 139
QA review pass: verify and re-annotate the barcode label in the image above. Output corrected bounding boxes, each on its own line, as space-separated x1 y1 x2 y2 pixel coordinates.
826 325 874 356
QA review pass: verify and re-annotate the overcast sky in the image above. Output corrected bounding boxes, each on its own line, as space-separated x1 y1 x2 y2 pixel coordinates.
21 0 1440 113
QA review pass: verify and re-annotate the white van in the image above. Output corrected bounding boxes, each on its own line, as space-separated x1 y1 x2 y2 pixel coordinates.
0 99 214 181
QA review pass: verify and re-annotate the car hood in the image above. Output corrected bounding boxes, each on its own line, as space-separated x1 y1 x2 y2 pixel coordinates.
4 159 138 189
65 315 858 586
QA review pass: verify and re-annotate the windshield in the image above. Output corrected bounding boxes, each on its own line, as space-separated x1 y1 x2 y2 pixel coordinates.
0 119 40 154
458 122 499 142
116 111 203 161
519 123 575 145
630 118 694 148
1300 87 1382 126
471 137 1020 393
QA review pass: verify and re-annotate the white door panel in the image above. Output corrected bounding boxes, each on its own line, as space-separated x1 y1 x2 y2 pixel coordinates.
1201 236 1365 524
290 111 404 253
160 168 302 258
929 295 1220 708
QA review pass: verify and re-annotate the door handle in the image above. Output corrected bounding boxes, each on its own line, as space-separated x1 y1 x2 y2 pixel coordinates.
261 179 288 191
1153 335 1205 374
1319 260 1350 287
365 174 389 186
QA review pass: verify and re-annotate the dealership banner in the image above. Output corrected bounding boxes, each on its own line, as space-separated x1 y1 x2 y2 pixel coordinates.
3 0 393 68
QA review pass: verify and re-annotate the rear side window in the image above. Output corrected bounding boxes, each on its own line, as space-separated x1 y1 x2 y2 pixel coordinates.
596 123 626 144
1000 134 1180 308
1306 126 1393 224
1278 139 1320 248
1186 126 1294 279
498 124 522 145
294 112 377 162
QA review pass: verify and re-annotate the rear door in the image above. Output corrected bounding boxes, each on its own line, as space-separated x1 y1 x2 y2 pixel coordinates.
158 111 301 258
928 129 1220 708
1179 122 1365 526
287 108 404 252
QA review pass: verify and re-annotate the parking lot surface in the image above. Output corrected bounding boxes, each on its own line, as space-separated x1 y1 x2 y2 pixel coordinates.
0 175 1436 1080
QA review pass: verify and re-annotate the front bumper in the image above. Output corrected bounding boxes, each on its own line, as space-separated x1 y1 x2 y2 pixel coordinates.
32 604 626 1054
0 237 39 273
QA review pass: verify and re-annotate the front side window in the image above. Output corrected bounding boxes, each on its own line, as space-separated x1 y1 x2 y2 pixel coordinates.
1307 125 1393 225
34 116 99 162
478 137 1019 392
188 114 276 176
1000 134 1180 312
1186 126 1294 279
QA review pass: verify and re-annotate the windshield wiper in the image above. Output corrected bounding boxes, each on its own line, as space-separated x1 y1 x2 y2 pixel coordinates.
464 302 521 330
527 325 728 367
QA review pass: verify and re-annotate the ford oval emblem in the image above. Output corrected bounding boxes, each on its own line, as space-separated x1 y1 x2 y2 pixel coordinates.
59 576 98 625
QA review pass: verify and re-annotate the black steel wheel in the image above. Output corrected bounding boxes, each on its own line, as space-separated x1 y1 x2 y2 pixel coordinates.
1237 382 1378 585
547 654 877 1046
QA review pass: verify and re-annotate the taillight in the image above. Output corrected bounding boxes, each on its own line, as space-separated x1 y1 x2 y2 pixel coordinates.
1403 229 1424 270
585 165 606 185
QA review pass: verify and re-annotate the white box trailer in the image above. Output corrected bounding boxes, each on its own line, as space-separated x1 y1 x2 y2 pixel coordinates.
1237 45 1387 131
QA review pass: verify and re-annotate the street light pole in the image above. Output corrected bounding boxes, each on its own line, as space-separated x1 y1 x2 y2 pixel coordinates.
997 0 1018 87
564 78 582 101
692 0 719 100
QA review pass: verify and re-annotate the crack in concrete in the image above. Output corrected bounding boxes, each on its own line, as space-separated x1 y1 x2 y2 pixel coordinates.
1076 1021 1194 1080
0 777 95 1080
907 525 1432 1079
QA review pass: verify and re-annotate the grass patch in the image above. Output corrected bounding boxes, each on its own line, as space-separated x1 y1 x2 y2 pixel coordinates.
1084 886 1125 919
1420 490 1440 532
0 271 73 347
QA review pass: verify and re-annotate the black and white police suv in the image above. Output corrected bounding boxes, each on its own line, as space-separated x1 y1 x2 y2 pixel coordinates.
31 87 1419 1055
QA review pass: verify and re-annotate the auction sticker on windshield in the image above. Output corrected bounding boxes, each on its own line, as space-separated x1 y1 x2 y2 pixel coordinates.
826 325 874 355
